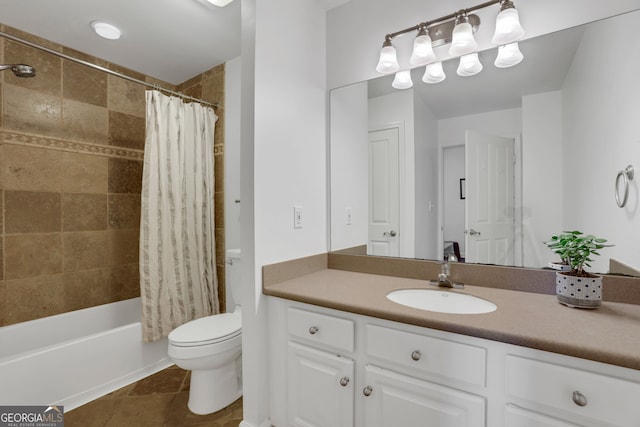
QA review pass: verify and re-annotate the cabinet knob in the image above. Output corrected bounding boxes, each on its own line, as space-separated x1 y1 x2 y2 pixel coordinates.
572 391 588 407
363 386 373 397
411 350 421 361
308 326 319 335
339 376 350 387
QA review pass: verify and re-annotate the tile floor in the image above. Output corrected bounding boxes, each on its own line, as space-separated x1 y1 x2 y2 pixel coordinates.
64 365 242 427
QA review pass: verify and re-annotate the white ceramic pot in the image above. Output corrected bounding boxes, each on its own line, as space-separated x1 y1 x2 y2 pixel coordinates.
555 272 602 308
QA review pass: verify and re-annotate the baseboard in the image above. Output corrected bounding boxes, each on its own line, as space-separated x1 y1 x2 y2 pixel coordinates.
239 420 272 427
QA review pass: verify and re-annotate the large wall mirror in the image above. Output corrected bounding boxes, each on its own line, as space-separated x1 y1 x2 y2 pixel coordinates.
330 9 640 276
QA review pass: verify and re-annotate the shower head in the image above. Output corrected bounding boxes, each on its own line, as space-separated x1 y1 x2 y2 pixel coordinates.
0 64 36 77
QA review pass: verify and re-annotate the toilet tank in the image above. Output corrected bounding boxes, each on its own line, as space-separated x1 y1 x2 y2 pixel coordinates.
225 249 241 313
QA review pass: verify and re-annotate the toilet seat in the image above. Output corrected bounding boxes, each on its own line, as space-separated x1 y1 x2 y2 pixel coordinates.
169 312 241 347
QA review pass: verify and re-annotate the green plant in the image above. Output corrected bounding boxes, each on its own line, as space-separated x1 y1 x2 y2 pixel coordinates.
545 231 611 277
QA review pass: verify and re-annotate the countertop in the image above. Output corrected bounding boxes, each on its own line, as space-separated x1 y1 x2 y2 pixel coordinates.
263 268 640 371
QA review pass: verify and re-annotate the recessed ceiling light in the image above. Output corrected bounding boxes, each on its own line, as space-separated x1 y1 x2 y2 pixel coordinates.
91 21 122 40
207 0 234 7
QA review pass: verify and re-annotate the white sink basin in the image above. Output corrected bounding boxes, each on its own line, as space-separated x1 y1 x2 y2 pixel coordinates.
386 289 497 314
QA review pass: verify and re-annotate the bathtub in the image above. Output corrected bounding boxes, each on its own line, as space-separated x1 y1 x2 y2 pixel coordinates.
0 297 173 411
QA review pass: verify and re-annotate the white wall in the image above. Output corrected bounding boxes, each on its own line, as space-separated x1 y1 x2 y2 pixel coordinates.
225 56 242 253
443 145 465 257
330 82 369 250
326 0 640 90
240 0 329 426
413 93 439 259
369 90 415 257
562 10 640 273
522 91 563 269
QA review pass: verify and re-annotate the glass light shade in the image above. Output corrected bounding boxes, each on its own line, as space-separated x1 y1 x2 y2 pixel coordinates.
376 45 400 74
494 43 524 68
392 70 413 89
457 53 483 76
492 8 525 45
409 33 436 66
207 0 234 6
422 62 446 84
449 22 478 56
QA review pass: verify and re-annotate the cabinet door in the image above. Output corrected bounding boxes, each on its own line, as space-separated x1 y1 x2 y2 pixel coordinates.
505 405 581 427
362 365 485 427
287 342 354 427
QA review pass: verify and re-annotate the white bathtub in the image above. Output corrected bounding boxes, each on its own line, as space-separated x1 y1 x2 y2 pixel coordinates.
0 297 173 411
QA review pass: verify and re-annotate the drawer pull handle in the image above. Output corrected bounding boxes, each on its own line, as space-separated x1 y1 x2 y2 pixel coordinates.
363 386 373 397
572 391 588 407
339 376 350 387
308 326 319 335
411 350 421 361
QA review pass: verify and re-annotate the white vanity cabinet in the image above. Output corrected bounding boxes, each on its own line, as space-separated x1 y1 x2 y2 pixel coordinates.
268 297 640 427
504 355 640 427
285 306 356 427
362 364 485 427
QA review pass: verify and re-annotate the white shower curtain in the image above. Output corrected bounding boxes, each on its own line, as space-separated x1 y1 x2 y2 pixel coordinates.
140 90 219 343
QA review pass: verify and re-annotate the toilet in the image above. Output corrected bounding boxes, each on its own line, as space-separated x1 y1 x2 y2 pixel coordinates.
168 249 242 415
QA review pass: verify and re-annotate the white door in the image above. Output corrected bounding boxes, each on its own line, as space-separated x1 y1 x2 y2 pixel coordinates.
368 128 400 257
362 364 485 427
465 130 515 265
287 342 354 427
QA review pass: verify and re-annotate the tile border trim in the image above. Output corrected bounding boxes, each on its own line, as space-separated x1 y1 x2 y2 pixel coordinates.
1 130 144 160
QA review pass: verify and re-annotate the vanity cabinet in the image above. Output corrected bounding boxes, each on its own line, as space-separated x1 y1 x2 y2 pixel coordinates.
268 297 640 427
285 306 356 427
504 355 640 426
362 364 485 427
287 342 354 427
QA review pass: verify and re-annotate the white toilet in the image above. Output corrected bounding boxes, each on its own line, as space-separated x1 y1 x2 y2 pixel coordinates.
168 249 242 415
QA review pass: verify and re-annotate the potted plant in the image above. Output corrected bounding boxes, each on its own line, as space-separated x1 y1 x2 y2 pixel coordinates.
545 231 612 308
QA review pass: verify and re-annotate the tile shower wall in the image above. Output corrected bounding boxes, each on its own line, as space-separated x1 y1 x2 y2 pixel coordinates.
0 25 226 326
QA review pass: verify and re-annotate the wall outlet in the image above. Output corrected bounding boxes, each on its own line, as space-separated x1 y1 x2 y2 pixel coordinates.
293 205 303 229
346 207 352 225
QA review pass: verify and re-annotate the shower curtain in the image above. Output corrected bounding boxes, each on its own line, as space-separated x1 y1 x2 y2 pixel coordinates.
140 90 219 343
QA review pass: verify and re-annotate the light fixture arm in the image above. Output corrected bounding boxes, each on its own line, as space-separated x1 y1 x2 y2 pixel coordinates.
382 0 503 42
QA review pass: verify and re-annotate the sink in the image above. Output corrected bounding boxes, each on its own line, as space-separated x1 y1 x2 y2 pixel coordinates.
386 289 497 314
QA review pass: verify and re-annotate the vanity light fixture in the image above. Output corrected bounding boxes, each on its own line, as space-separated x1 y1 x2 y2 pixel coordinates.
449 12 478 56
457 52 483 76
494 42 523 68
375 0 525 88
409 26 436 66
376 37 400 73
392 70 413 89
422 62 446 84
492 0 525 45
90 21 121 40
206 0 235 6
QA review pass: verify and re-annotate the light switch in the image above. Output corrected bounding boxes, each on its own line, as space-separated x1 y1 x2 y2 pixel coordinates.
294 205 303 229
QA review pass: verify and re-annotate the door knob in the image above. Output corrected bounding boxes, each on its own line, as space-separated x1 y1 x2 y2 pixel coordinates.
465 228 481 236
383 230 397 237
339 376 350 387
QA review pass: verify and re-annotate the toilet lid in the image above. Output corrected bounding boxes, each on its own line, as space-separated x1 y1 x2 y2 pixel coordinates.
169 312 241 346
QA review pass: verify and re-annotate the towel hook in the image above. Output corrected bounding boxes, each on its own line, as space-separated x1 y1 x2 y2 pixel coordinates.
615 165 634 208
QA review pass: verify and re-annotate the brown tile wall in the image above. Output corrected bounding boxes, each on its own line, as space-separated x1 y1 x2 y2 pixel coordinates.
0 25 226 326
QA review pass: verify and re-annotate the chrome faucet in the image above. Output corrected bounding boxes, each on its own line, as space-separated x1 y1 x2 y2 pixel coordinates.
437 261 454 288
429 259 465 288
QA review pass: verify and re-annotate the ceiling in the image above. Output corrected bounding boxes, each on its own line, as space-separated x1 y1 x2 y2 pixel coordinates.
0 0 242 85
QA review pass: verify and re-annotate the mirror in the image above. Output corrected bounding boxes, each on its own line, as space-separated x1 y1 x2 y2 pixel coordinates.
330 9 640 276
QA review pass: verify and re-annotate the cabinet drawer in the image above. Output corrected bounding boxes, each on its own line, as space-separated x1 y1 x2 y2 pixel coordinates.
365 324 486 388
505 404 580 427
506 355 640 426
287 307 354 353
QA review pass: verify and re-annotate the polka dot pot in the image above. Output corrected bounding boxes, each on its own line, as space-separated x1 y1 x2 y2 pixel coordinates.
555 272 602 309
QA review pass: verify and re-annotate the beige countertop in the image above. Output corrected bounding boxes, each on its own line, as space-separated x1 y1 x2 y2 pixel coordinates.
263 268 640 371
